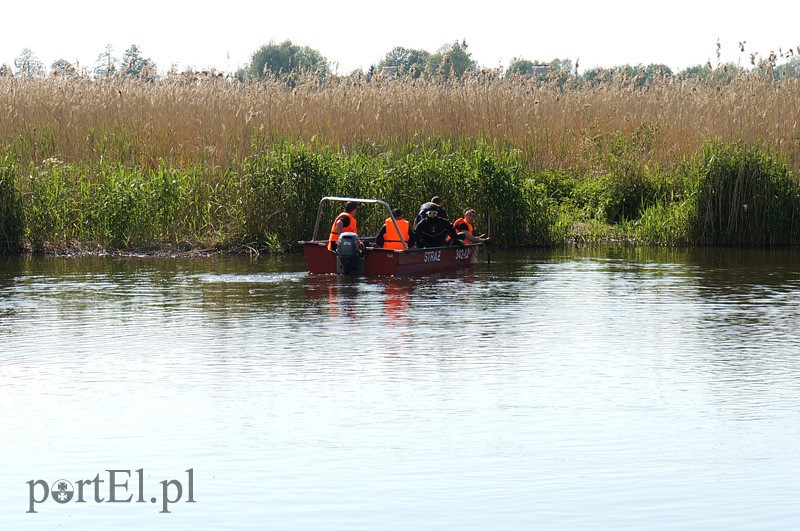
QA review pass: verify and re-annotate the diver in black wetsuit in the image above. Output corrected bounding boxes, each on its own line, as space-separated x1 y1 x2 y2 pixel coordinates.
413 209 462 248
414 196 448 228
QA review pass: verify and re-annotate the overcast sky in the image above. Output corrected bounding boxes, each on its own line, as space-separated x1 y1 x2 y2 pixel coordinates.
2 1 798 74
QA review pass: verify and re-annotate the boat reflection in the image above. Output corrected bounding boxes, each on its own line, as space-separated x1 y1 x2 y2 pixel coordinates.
381 280 412 328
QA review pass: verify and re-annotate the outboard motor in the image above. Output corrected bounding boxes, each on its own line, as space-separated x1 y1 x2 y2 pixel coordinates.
335 232 363 276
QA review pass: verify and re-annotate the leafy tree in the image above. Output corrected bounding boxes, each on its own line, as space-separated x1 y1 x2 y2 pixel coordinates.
94 44 117 78
247 40 329 80
576 63 673 88
580 66 615 88
713 62 744 84
377 46 429 78
642 63 673 83
505 57 574 88
119 45 158 81
774 56 800 79
505 57 536 78
0 64 12 77
14 48 45 78
425 40 477 79
679 62 742 85
614 64 672 88
547 58 575 88
550 58 573 73
507 57 572 75
678 63 712 80
51 59 76 77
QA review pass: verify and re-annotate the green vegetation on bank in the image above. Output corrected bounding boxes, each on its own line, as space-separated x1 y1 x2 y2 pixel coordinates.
0 138 797 254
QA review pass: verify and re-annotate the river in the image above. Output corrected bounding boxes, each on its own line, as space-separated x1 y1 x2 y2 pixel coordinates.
1 247 799 529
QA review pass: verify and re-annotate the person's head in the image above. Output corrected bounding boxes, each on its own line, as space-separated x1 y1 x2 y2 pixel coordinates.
464 209 476 222
431 196 443 206
345 201 358 214
392 208 403 219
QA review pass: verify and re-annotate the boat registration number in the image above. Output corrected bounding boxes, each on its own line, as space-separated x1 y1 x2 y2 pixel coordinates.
455 248 471 260
424 250 441 262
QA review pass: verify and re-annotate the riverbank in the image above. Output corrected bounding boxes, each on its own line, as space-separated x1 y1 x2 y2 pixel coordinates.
2 75 798 253
13 240 265 259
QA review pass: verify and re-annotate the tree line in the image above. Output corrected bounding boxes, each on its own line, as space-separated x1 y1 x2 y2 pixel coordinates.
4 39 800 86
3 44 158 81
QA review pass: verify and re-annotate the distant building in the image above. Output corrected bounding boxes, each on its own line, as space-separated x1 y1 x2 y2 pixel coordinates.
529 64 551 76
380 65 399 77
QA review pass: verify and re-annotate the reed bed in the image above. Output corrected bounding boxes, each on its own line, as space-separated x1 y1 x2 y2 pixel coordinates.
1 73 799 252
3 73 799 170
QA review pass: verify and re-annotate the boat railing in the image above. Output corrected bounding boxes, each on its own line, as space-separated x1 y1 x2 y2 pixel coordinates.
309 197 408 251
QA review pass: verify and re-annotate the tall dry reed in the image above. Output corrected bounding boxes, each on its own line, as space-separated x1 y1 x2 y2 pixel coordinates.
2 73 799 172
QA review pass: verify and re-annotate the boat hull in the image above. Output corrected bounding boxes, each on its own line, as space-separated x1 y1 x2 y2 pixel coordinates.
301 242 479 276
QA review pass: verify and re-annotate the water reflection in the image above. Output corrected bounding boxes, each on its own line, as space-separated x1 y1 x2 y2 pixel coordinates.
378 280 412 328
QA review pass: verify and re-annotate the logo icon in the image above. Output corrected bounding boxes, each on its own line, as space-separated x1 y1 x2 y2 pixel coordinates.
50 480 74 504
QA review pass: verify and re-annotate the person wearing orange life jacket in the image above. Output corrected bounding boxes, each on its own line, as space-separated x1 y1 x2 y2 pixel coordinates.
376 208 410 250
327 201 359 251
453 209 491 245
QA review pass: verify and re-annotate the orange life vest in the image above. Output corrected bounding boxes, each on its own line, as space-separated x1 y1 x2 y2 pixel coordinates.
382 218 410 250
327 212 357 251
453 217 474 243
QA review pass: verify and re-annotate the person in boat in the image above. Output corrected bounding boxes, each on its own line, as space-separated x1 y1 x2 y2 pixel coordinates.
376 208 411 250
413 208 462 248
453 209 491 245
414 196 448 228
327 201 360 251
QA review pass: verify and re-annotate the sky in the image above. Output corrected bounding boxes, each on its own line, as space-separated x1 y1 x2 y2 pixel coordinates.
1 1 798 75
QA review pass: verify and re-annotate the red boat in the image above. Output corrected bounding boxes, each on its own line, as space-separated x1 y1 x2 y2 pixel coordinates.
300 197 482 276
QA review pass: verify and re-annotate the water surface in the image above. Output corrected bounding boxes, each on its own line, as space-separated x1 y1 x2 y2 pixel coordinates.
1 248 799 529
